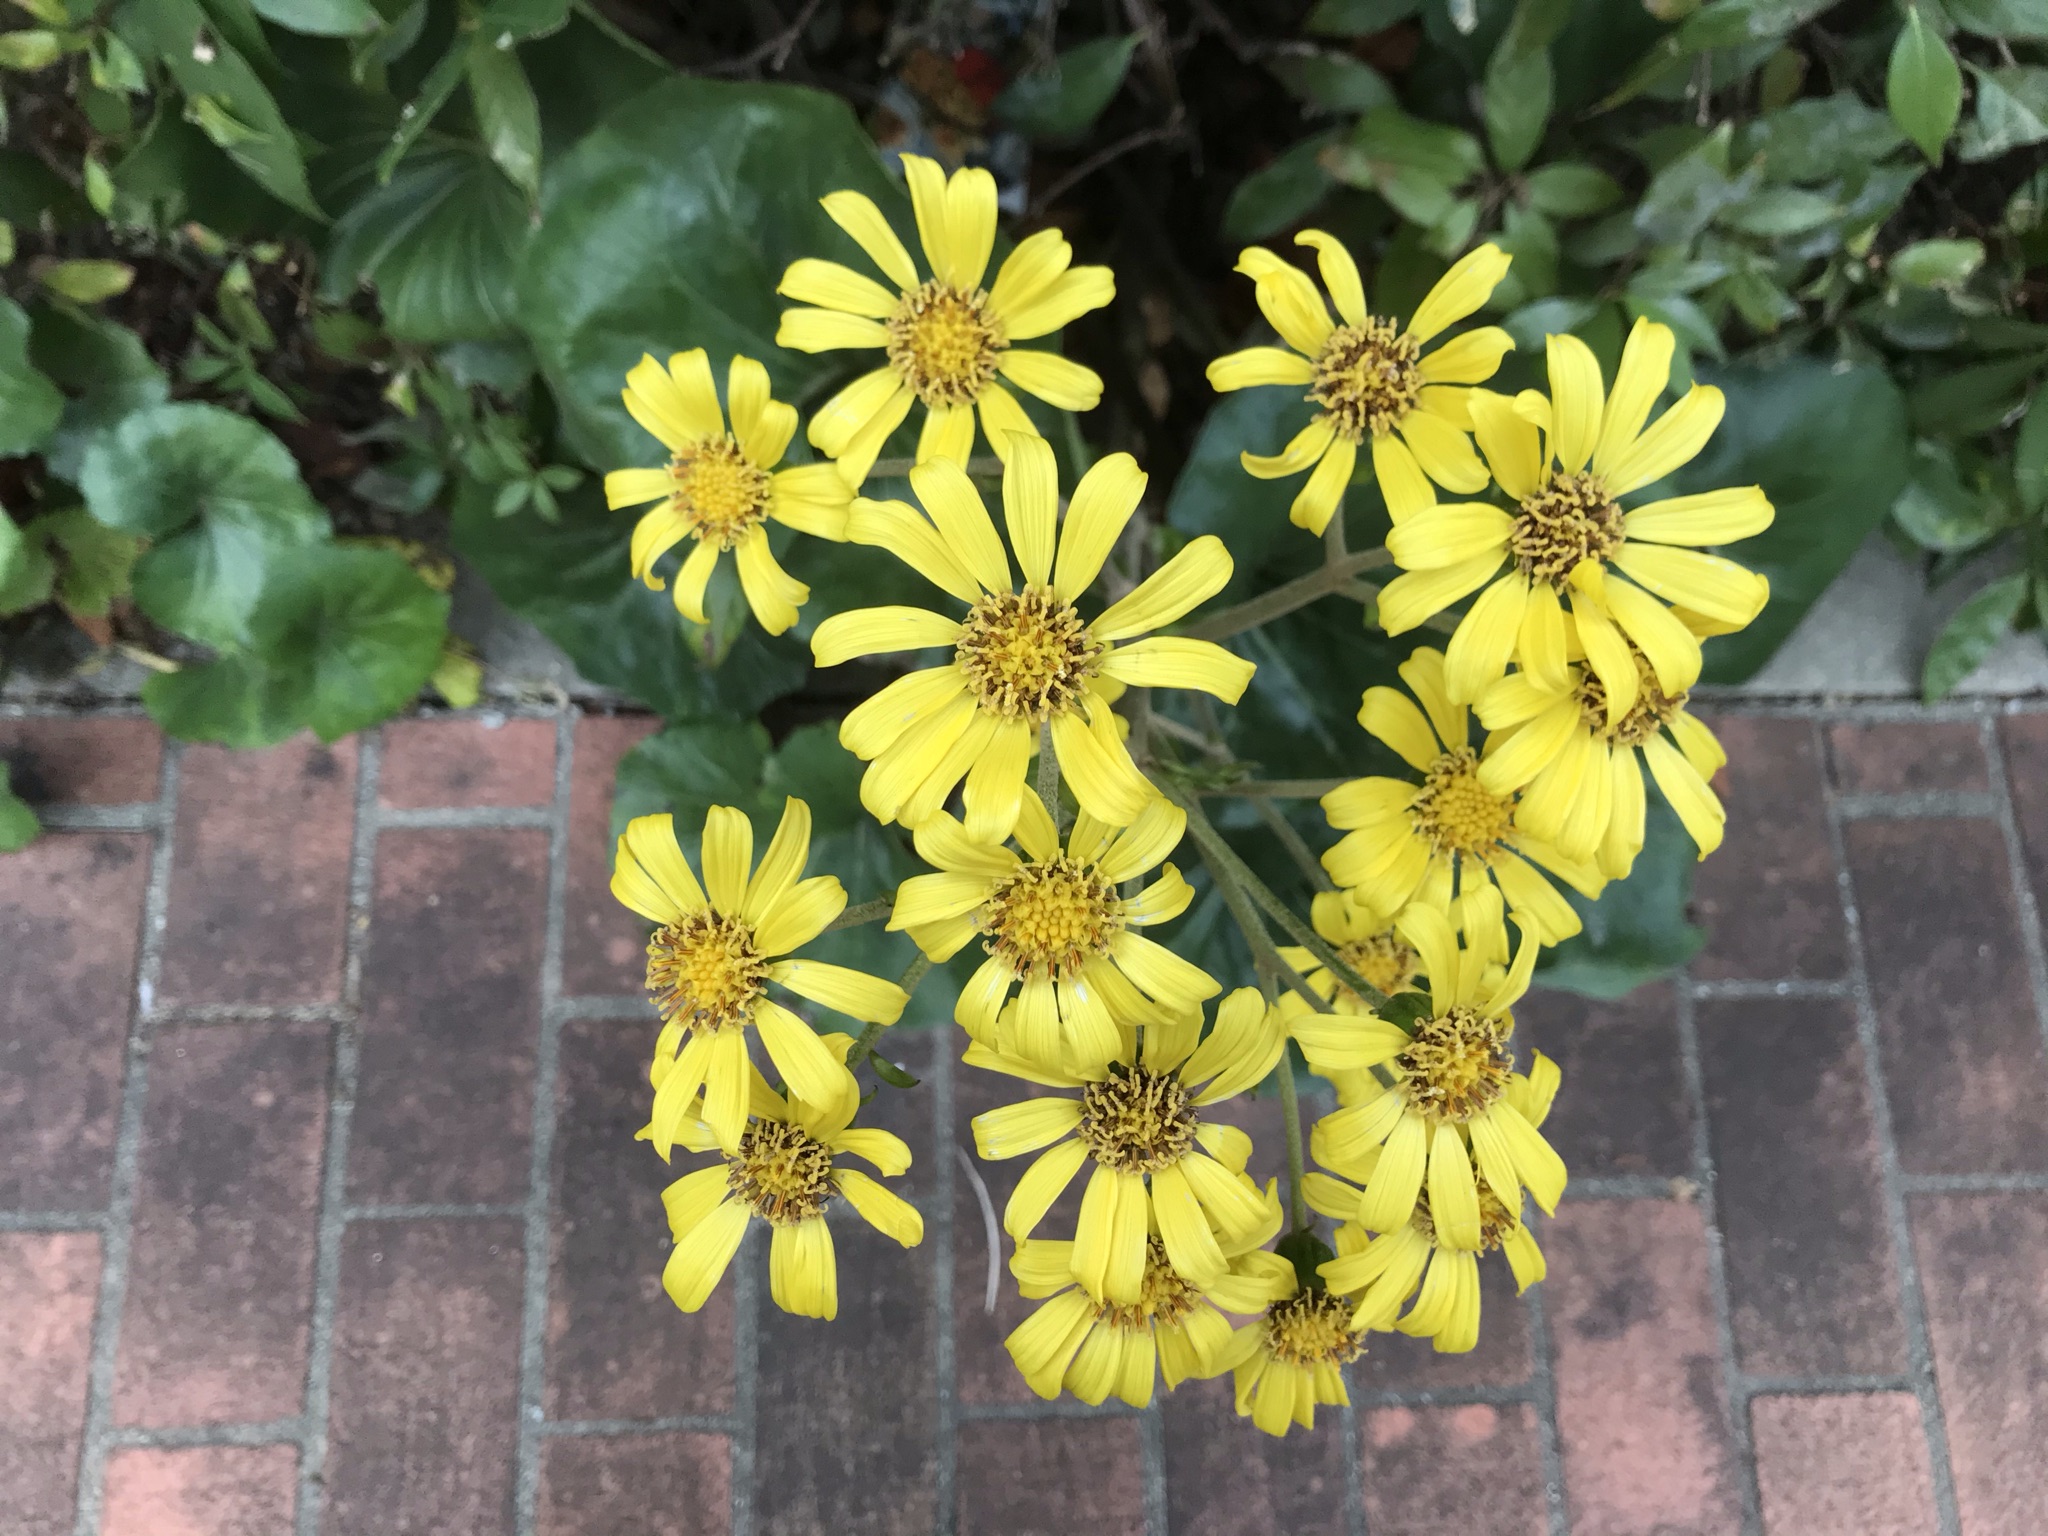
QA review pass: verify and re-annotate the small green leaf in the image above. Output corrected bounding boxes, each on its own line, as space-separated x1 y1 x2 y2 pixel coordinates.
1958 65 2048 161
1522 162 1622 217
869 1054 921 1089
1718 184 1839 236
1908 353 2047 436
251 0 382 34
1892 439 2009 552
1266 49 1392 115
1890 237 1985 287
0 296 62 456
1924 573 2027 700
2015 392 2048 514
993 34 1139 139
1324 106 1484 228
38 259 134 303
466 37 543 199
1888 7 1963 163
375 37 472 182
1484 43 1552 173
476 0 571 39
0 763 39 853
0 507 56 615
1943 0 2048 39
1635 126 1755 244
0 29 64 70
1223 131 1338 241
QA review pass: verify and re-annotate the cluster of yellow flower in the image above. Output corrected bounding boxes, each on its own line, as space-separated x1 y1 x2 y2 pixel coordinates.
603 156 1774 1437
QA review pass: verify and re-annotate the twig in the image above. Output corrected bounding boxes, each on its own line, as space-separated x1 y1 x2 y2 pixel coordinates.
1254 798 1335 893
956 1145 1002 1314
1029 107 1188 215
702 0 826 75
1196 778 1347 799
869 455 1003 479
1274 1047 1309 1232
826 897 894 931
1037 719 1062 828
1179 547 1390 641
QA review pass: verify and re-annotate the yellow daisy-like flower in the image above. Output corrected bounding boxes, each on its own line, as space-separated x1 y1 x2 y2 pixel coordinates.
1378 317 1774 705
1206 232 1514 535
1474 624 1730 879
1319 646 1602 945
1310 1090 1552 1353
775 154 1114 476
1213 1276 1367 1437
969 987 1286 1304
1003 1193 1294 1407
610 798 910 1156
1275 888 1424 1017
656 1055 922 1321
889 794 1218 1072
603 349 859 636
1310 904 1567 1245
812 436 1253 838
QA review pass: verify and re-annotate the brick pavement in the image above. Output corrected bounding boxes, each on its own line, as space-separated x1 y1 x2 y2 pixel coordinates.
3 701 2047 1536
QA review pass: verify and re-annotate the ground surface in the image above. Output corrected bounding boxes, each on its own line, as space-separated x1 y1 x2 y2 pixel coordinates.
3 700 2047 1536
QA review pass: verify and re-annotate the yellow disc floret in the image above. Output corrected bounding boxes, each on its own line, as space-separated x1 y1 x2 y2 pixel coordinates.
1264 1289 1366 1370
1309 318 1424 442
726 1119 837 1226
983 855 1123 979
1578 646 1687 748
955 585 1102 722
1335 931 1421 1001
669 436 772 550
1509 470 1624 586
1077 1065 1198 1174
886 279 1006 407
1093 1237 1205 1332
1397 1005 1513 1123
645 910 769 1031
1408 748 1514 859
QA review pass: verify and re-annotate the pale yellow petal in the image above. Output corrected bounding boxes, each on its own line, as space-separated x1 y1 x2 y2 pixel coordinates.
1290 436 1356 535
777 257 899 318
821 189 920 291
1397 409 1490 494
1100 636 1256 704
845 496 983 603
1295 229 1366 326
1468 388 1542 502
1001 432 1058 587
1545 333 1605 475
1208 347 1316 392
997 349 1104 412
1053 452 1146 601
1604 384 1726 497
1418 326 1514 385
1242 418 1335 479
1591 316 1675 477
1622 486 1774 546
774 307 890 353
910 457 1010 593
1403 243 1510 345
1375 555 1501 636
1372 432 1437 523
1610 542 1763 625
999 265 1115 340
1090 536 1232 642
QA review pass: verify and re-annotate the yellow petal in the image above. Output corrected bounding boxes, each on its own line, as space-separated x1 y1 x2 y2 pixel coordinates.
771 958 908 1024
662 1198 749 1311
1610 542 1762 625
1054 452 1147 601
769 1216 837 1318
1357 1110 1428 1233
1604 384 1725 497
620 813 705 916
997 349 1104 411
915 400 977 467
976 382 1040 460
607 466 673 510
1001 432 1058 586
821 189 919 291
962 717 1033 845
1642 734 1726 859
910 457 1010 593
754 874 848 955
975 1096 1084 1161
1240 249 1334 355
728 356 794 466
1050 704 1153 826
623 350 722 450
1591 316 1675 477
777 256 899 317
1090 535 1232 642
1468 388 1543 502
1242 417 1335 479
987 227 1073 319
903 154 955 285
835 1168 924 1246
1290 435 1356 535
1603 575 1703 693
1376 553 1502 637
1357 685 1440 770
1478 698 1581 795
999 265 1115 341
1397 409 1490 493
846 496 983 603
807 366 902 456
1443 573 1530 704
1100 636 1256 703
1397 646 1464 749
840 665 966 759
834 383 917 486
1545 333 1605 475
1622 486 1774 546
734 526 807 635
768 463 853 539
1426 1122 1482 1250
945 163 999 290
1208 346 1316 391
743 796 811 922
1387 502 1514 570
1570 591 1638 725
1372 432 1437 523
1403 242 1510 345
1004 1136 1090 1238
1419 326 1514 385
774 307 890 353
1295 229 1366 326
1517 580 1569 694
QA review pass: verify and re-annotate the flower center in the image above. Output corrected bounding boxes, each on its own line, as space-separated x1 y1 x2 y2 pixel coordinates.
1576 647 1686 748
1264 1289 1366 1369
1410 1177 1521 1251
1077 1065 1198 1173
1309 319 1424 442
727 1119 836 1225
1509 470 1624 587
955 585 1102 722
886 279 1005 407
670 436 772 550
1335 931 1421 1001
645 910 768 1032
1092 1237 1204 1331
984 855 1122 979
1398 1005 1513 1123
1408 748 1514 860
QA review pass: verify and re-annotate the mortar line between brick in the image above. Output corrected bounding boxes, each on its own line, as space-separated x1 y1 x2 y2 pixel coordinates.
0 1210 107 1232
1339 1384 1366 1536
68 738 181 1536
1979 715 2048 1111
34 804 165 832
1672 964 1764 1536
1564 1175 1689 1201
955 1399 1148 1421
104 1419 307 1450
932 1027 959 1536
1902 1171 2048 1193
141 1004 355 1027
1688 977 1849 1001
730 1224 760 1536
376 805 555 830
343 1202 526 1222
1685 698 2039 723
1138 1399 1168 1536
1834 791 1997 821
294 727 384 1536
1522 1280 1569 1536
513 709 575 1536
1822 757 1964 1536
1343 1383 1541 1410
540 1415 741 1438
1735 1372 1916 1398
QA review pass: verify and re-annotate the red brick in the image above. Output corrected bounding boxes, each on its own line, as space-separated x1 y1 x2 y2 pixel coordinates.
0 1231 99 1536
101 1444 298 1536
1847 818 2048 1174
1520 981 1691 1178
536 1432 730 1536
112 1024 327 1427
955 1416 1145 1536
1750 1392 1938 1536
1164 1375 1348 1536
325 1218 524 1536
562 715 658 997
350 829 547 1205
1697 997 1905 1377
755 1220 937 1536
0 716 161 805
2001 713 2048 915
0 831 148 1209
1693 715 1846 982
547 1018 733 1420
378 716 557 809
1361 1403 1548 1536
1546 1199 1742 1536
158 737 356 1008
1826 720 1989 794
1911 1192 2048 1536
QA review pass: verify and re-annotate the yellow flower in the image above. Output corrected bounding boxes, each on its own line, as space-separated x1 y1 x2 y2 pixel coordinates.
775 154 1114 477
1474 622 1730 879
1213 1278 1367 1437
889 794 1218 1072
656 1058 922 1321
610 797 909 1156
1378 317 1774 705
1275 889 1424 1017
1319 646 1602 945
1206 232 1513 535
1310 904 1567 1244
969 988 1286 1303
812 436 1253 838
1003 1197 1293 1407
1310 1100 1552 1354
603 349 858 636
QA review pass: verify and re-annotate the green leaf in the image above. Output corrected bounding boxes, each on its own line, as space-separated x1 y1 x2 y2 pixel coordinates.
0 507 56 614
1305 0 1419 32
1958 65 2048 161
0 296 62 456
477 0 571 39
1223 131 1339 240
115 0 323 216
251 0 382 35
27 302 170 480
1888 7 1963 163
1890 236 1986 287
514 76 910 471
1742 95 1906 183
0 29 65 70
466 36 542 198
1923 573 2027 699
1500 294 1602 352
1718 184 1840 237
1484 43 1553 172
144 544 448 745
1892 439 2009 552
324 141 530 343
1908 353 2047 436
1266 49 1392 115
1522 161 1622 217
0 763 39 853
2017 392 2048 513
1679 359 1913 684
1324 106 1484 228
1944 0 2048 39
615 717 772 830
1536 800 1701 998
374 35 471 183
1165 386 1320 602
1634 126 1756 243
994 35 1139 139
38 259 134 303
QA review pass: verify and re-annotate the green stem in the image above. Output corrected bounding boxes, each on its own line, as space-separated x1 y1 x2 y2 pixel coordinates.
869 454 1003 479
1197 778 1348 799
844 954 933 1075
1037 719 1061 826
826 897 893 932
1275 1046 1309 1233
1178 546 1389 642
1254 798 1335 894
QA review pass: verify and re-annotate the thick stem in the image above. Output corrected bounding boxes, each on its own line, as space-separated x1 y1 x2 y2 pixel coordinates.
1197 778 1348 799
869 454 1002 479
825 897 894 932
1178 546 1389 642
1254 798 1335 893
1037 719 1061 824
1275 1047 1309 1233
844 954 933 1075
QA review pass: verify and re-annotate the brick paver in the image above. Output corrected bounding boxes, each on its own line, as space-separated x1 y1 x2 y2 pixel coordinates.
4 701 2047 1535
